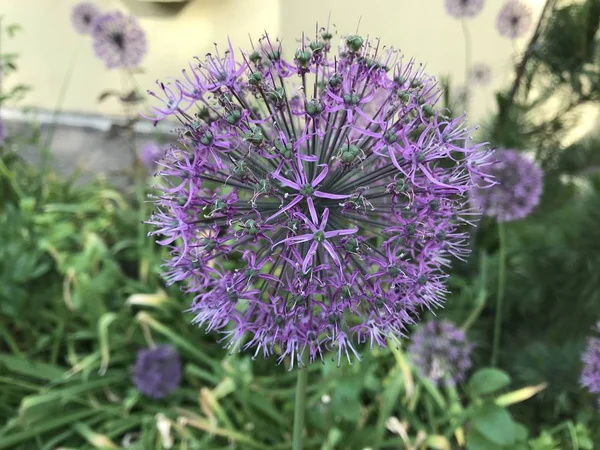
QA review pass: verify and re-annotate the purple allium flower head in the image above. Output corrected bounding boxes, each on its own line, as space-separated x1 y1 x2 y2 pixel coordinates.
408 319 473 385
140 142 166 170
496 1 533 39
445 0 485 19
92 11 146 69
0 119 5 146
581 323 600 404
146 30 492 367
471 149 542 222
71 2 100 35
132 345 182 399
469 63 492 86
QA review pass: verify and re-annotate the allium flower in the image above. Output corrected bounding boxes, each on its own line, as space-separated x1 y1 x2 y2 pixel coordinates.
0 119 5 146
445 0 485 19
408 319 473 385
71 2 100 35
140 142 166 170
469 63 491 86
581 323 600 405
132 345 182 398
471 149 542 222
147 30 492 366
92 11 147 69
496 1 533 39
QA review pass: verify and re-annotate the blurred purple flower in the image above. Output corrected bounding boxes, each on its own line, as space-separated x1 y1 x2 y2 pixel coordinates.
471 149 543 222
408 319 473 385
445 0 485 19
132 345 182 399
71 2 100 35
581 323 600 405
0 119 5 146
496 0 533 39
470 63 491 86
147 30 492 366
140 142 166 170
92 11 146 69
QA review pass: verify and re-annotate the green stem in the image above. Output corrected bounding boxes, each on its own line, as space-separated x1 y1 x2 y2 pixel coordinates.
460 18 472 115
292 362 308 450
462 251 488 331
492 222 506 367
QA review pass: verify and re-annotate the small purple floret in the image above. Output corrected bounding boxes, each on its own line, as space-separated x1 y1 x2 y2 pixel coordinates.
581 323 600 407
147 30 492 366
92 11 147 69
408 319 473 385
140 142 166 170
132 345 182 399
71 2 100 35
471 149 543 222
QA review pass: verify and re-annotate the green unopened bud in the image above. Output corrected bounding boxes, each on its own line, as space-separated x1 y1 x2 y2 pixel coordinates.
422 105 435 118
267 87 285 105
346 35 364 52
321 31 333 41
295 49 313 66
267 49 281 61
306 99 323 116
411 79 423 89
397 90 410 103
200 130 213 146
343 93 360 106
244 127 264 146
225 109 242 124
339 144 361 164
248 72 262 86
328 74 342 88
274 139 293 158
309 40 325 53
249 51 262 64
384 130 398 144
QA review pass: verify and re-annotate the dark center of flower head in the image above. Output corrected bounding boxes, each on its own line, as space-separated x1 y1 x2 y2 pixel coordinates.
511 15 520 26
313 230 325 243
111 32 125 50
83 14 92 25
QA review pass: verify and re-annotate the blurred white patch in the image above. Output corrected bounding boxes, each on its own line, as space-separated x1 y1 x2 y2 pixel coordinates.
156 413 174 449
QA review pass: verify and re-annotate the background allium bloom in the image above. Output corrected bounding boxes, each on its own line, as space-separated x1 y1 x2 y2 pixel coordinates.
140 142 166 170
132 346 182 398
408 320 473 385
71 2 100 35
0 119 5 146
445 0 485 19
496 0 533 39
469 63 491 86
471 149 543 222
581 323 600 404
92 11 147 69
147 31 491 366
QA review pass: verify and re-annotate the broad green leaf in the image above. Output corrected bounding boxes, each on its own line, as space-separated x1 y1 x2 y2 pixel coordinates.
469 368 511 396
0 353 65 380
466 429 504 450
471 403 516 446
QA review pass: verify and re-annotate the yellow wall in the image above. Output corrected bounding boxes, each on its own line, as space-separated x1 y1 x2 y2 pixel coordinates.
2 0 281 116
2 0 549 123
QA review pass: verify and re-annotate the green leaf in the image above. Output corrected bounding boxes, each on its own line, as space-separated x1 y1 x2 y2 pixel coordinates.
469 368 511 396
0 353 65 380
466 429 504 450
471 403 516 446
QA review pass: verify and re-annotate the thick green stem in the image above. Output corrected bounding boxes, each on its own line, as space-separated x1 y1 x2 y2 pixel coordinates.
292 363 308 450
492 222 506 367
